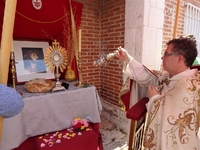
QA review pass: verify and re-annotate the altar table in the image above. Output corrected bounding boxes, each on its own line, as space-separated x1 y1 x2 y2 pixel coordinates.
0 82 102 150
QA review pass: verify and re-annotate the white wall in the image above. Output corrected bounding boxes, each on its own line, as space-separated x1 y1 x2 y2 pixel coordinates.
125 0 165 71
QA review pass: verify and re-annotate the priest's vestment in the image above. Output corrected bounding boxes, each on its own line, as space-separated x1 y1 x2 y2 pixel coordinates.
123 58 200 150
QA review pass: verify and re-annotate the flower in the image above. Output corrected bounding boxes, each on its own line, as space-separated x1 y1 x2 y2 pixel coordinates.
72 117 89 131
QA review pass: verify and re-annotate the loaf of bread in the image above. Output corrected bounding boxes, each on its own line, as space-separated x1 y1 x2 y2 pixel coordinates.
25 78 55 93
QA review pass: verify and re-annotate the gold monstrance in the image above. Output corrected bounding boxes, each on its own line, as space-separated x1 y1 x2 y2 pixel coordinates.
44 40 68 92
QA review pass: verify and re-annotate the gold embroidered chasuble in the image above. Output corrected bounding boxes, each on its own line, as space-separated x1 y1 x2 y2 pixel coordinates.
122 59 200 150
143 71 200 150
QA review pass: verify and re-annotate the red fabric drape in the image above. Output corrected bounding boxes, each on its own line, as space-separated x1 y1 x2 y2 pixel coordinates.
0 0 82 79
13 123 103 150
126 97 149 120
120 79 133 111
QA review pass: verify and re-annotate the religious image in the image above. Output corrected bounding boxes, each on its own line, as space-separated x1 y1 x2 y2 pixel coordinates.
22 47 47 74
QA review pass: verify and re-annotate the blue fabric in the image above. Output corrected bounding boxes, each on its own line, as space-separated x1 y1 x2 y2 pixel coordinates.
0 84 24 118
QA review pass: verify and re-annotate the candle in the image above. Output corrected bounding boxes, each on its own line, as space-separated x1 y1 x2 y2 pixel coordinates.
0 0 17 84
78 29 81 53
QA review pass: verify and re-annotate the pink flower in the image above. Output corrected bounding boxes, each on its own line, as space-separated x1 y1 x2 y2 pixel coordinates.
71 118 89 131
80 119 89 127
72 119 78 126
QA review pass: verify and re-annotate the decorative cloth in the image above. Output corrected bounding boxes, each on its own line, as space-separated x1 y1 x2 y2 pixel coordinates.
13 123 102 150
0 84 24 118
123 58 200 150
144 71 200 150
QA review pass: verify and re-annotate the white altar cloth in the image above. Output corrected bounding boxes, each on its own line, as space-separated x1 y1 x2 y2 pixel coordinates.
0 82 102 150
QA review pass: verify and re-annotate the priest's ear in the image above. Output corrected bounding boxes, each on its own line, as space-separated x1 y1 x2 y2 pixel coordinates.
177 54 185 64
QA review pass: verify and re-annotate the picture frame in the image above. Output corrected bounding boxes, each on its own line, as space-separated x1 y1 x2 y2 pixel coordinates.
13 40 55 83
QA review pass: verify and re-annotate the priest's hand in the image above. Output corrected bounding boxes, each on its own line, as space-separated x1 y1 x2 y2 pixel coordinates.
147 85 161 99
115 46 132 62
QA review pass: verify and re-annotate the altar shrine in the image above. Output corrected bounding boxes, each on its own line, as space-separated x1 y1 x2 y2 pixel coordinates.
1 81 103 150
0 0 105 149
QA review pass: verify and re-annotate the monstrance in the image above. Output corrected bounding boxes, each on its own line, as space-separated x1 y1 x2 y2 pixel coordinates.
44 40 68 92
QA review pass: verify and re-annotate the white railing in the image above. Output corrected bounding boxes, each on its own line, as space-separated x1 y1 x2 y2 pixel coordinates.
184 3 200 56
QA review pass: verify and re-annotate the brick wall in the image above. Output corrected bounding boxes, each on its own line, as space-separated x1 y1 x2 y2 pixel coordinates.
163 0 200 51
100 0 125 106
74 0 200 108
74 0 101 92
74 0 125 106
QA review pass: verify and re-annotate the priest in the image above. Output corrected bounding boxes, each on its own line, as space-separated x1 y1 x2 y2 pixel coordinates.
116 34 200 150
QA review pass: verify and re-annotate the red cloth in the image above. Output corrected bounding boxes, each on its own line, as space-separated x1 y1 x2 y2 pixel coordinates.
0 0 82 43
0 0 82 79
12 137 37 150
90 123 103 150
126 97 149 120
120 79 133 111
13 123 103 150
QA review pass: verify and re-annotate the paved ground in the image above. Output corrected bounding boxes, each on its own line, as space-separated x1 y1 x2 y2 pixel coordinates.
99 117 128 150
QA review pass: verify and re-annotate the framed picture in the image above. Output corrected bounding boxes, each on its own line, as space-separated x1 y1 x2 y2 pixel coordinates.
13 40 55 83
